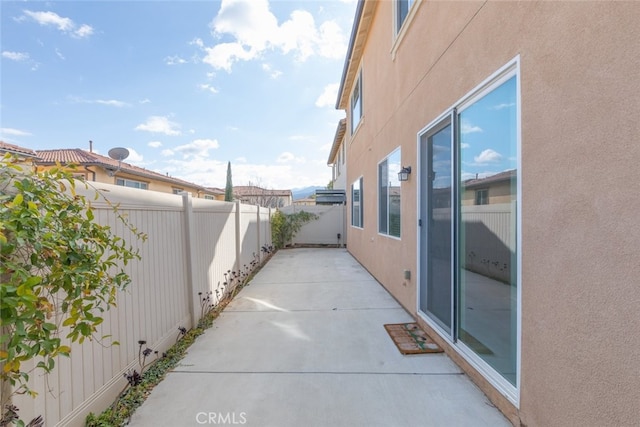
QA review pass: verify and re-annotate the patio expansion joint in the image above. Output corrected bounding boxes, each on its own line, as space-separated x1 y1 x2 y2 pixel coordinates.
248 279 380 286
226 307 403 313
169 370 465 376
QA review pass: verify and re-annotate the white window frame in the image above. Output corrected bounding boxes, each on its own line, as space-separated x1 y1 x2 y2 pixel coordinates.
396 0 414 33
378 147 402 239
116 177 148 190
391 0 421 59
350 69 363 134
351 177 363 228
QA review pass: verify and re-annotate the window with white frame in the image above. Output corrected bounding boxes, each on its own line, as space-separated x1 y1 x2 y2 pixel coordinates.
396 0 414 33
378 148 402 238
475 189 489 205
116 178 148 190
350 70 363 133
351 177 363 227
172 188 184 195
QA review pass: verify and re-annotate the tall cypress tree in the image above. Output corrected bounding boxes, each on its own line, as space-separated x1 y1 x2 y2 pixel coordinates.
224 161 233 202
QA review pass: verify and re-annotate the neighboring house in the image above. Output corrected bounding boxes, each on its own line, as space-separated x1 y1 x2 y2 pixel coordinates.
35 148 219 199
233 185 292 208
293 197 316 206
315 189 346 206
327 118 347 190
204 187 226 201
0 141 38 170
336 1 639 426
461 169 516 206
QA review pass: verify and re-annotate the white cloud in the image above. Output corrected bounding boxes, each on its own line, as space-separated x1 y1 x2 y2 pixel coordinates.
491 102 515 110
165 55 187 65
277 10 317 61
2 51 30 61
125 147 144 163
135 116 182 136
69 96 130 107
277 152 295 163
161 149 175 157
162 157 289 189
174 138 220 159
461 122 482 134
461 143 470 149
203 42 254 72
316 20 348 59
1 128 32 136
190 38 204 48
262 63 282 79
139 98 151 104
157 152 330 190
199 83 219 94
55 48 65 60
148 141 163 148
474 149 503 164
288 135 312 141
276 151 305 164
202 0 348 72
95 99 129 107
74 24 94 38
23 10 73 31
21 10 94 39
315 83 339 108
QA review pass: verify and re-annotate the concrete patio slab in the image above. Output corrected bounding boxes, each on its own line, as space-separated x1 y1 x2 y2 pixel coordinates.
129 248 510 427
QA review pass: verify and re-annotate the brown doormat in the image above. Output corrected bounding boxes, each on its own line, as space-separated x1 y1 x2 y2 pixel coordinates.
384 323 444 354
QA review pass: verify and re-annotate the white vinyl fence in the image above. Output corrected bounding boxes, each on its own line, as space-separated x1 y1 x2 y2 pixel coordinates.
279 205 346 247
11 183 272 426
434 203 515 283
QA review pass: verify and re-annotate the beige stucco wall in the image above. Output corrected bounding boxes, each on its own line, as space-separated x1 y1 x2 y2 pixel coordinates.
345 1 640 426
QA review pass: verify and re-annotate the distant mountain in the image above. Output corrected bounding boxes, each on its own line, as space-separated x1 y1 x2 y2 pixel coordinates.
292 186 324 200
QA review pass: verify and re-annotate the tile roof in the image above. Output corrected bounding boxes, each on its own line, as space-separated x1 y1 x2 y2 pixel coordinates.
35 148 207 190
206 187 225 195
0 141 37 157
233 185 292 197
463 169 517 187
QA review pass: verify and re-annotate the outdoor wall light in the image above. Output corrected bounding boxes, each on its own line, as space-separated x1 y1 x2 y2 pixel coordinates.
398 166 412 182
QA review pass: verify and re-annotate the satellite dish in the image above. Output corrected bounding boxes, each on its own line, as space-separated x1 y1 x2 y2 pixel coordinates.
108 147 130 161
107 147 130 177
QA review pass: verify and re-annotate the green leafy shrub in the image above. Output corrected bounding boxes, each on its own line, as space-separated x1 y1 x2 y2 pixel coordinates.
271 210 318 249
0 155 144 414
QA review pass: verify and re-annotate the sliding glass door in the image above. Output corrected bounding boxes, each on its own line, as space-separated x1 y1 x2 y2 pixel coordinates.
419 66 519 390
419 118 453 334
458 74 518 386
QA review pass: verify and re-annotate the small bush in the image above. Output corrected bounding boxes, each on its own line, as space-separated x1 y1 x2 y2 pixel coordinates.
271 210 318 249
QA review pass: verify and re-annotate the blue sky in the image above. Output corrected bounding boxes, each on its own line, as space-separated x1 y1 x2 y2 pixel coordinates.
1 0 356 190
